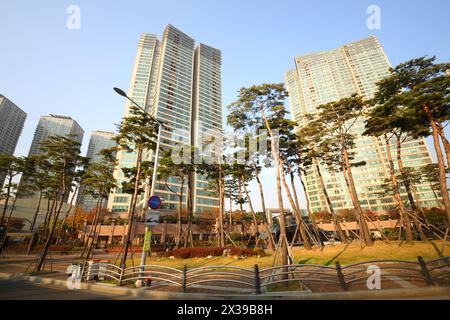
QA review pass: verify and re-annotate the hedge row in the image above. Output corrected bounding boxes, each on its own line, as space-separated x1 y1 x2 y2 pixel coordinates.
158 247 265 259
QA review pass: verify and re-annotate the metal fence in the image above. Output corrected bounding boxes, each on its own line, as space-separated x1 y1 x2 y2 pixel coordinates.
78 256 450 294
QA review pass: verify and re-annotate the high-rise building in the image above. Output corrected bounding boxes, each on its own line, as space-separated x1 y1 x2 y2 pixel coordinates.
28 114 84 157
285 35 438 213
0 95 27 186
191 44 223 213
108 25 222 214
85 131 117 163
78 130 117 211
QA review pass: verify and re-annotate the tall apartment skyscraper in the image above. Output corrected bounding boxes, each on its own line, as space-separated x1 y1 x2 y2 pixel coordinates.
0 95 27 186
78 130 117 211
28 114 84 157
192 44 223 213
108 25 222 214
285 36 438 213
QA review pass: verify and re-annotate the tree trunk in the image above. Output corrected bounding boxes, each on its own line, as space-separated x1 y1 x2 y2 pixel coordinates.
6 197 17 229
219 174 225 247
280 166 311 250
298 170 321 238
298 170 323 248
242 179 275 250
289 172 301 216
424 105 450 225
56 184 80 244
342 147 373 246
30 190 43 231
86 199 104 259
79 197 101 258
385 134 413 243
238 178 245 237
437 124 450 169
411 185 429 226
42 192 58 243
315 161 348 244
120 147 143 268
175 179 184 249
261 108 288 268
35 155 69 272
255 168 269 224
255 169 275 251
430 183 444 210
216 164 225 248
184 174 194 248
0 174 13 226
42 196 52 238
395 135 417 210
229 194 233 226
289 169 317 248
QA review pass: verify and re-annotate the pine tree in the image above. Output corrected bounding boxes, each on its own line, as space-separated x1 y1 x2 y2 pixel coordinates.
113 106 158 268
228 83 291 266
33 135 85 272
0 154 27 226
158 148 195 248
378 57 450 225
313 95 373 246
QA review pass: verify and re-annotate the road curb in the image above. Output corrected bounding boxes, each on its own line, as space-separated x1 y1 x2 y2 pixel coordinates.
1 272 449 300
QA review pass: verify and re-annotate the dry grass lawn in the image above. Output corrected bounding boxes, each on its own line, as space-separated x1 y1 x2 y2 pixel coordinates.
126 240 448 270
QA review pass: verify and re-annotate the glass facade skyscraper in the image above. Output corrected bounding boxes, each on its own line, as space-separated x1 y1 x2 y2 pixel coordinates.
22 114 83 200
285 36 439 213
0 95 27 187
108 25 222 214
78 130 117 211
192 44 222 213
28 114 84 157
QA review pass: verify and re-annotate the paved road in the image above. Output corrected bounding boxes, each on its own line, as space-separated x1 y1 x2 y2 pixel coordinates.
1 253 448 298
0 279 133 300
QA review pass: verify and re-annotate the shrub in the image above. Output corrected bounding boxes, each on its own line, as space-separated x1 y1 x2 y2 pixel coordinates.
229 232 243 242
159 247 226 259
311 211 332 223
105 246 143 253
383 228 399 240
228 247 265 257
158 247 265 259
424 207 446 225
337 209 357 222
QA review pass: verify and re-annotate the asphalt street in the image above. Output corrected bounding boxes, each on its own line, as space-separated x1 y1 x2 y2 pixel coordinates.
0 279 131 300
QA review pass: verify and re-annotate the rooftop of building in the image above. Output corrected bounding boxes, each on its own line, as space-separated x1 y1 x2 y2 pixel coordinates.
295 34 379 60
47 114 74 120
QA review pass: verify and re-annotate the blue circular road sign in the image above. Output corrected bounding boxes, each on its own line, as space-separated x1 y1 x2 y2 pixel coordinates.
148 196 162 210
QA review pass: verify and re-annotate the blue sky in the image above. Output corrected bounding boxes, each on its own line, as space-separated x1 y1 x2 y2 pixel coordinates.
1 0 449 210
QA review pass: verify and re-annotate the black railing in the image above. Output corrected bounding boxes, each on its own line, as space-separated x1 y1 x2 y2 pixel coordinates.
78 256 450 294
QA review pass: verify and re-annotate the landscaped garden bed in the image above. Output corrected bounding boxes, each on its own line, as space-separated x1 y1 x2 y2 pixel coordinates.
157 247 266 259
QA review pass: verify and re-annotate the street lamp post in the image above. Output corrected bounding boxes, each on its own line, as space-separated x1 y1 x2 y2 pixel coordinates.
113 87 164 283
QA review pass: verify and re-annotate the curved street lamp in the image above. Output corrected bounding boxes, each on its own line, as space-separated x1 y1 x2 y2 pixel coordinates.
113 87 164 280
